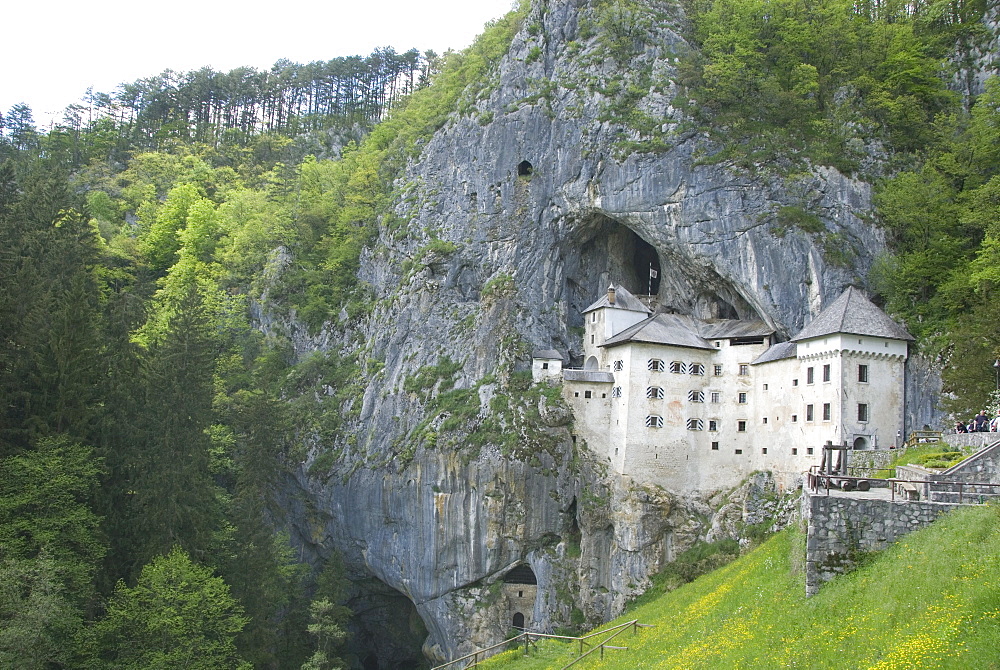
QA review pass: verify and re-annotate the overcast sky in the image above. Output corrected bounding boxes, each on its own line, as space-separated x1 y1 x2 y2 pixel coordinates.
1 0 518 127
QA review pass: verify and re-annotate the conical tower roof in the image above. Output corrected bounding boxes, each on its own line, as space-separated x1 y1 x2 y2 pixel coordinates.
791 287 913 342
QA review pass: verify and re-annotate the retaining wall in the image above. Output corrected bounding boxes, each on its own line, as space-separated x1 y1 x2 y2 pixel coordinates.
804 491 956 596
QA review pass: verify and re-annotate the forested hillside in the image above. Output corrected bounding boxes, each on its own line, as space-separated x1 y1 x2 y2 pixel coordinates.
0 0 997 667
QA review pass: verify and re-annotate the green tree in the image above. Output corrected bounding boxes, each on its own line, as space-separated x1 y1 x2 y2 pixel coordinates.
0 552 81 669
87 546 250 669
0 436 104 608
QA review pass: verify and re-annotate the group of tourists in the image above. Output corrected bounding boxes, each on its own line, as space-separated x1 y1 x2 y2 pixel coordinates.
955 409 1000 433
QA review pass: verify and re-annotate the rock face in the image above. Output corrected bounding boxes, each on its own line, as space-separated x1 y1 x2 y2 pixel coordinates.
271 0 949 665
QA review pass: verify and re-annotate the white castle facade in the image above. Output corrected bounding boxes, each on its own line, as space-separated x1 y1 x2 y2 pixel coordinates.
535 285 913 495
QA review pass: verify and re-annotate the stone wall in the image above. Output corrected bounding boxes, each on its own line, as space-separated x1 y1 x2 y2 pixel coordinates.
803 490 955 596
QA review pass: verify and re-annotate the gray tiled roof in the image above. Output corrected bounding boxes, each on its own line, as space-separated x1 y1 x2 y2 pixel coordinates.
699 319 774 339
752 341 798 365
791 287 914 342
602 313 717 350
582 284 652 315
563 370 615 383
601 313 775 351
532 349 564 360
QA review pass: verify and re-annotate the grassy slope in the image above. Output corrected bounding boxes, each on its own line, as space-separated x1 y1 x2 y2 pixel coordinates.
481 505 1000 669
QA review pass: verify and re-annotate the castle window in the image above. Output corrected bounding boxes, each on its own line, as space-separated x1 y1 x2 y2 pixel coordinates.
648 359 665 372
646 415 664 428
710 391 721 403
822 364 831 382
762 417 768 424
858 364 869 383
689 363 705 376
688 390 704 403
739 364 749 376
806 404 814 421
687 418 704 431
792 378 799 386
542 362 549 370
735 449 743 454
584 390 592 399
711 441 719 450
737 420 747 432
858 403 869 422
807 447 814 455
823 403 831 421
647 386 664 399
738 392 747 404
762 383 768 391
792 448 798 455
669 360 685 374
591 335 595 344
708 419 718 431
611 386 622 398
791 414 798 423
762 448 768 454
613 359 624 372
807 367 814 384
714 364 723 376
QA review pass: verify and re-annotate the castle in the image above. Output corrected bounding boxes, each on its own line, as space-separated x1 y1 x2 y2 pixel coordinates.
535 285 913 494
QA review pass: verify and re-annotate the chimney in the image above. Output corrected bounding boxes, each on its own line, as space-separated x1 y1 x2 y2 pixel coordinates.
608 285 616 305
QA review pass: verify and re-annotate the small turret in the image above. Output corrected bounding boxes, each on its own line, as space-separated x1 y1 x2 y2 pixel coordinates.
608 285 616 305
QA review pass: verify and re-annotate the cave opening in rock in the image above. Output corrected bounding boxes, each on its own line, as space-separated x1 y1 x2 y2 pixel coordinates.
517 160 533 177
562 212 762 344
563 214 663 335
346 578 428 670
503 564 538 585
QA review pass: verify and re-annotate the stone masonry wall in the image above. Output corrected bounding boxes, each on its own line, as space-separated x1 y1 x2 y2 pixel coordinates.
804 491 955 596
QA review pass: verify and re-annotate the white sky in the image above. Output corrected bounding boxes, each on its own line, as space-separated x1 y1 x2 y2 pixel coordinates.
1 0 519 127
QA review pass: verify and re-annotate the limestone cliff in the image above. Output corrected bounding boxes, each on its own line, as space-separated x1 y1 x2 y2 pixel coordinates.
268 0 943 664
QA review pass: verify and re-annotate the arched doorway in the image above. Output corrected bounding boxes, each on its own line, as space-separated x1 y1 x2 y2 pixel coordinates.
853 436 870 450
585 356 599 370
512 612 525 629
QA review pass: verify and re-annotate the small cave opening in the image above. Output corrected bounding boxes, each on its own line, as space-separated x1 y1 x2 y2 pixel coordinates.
345 578 428 670
517 160 533 177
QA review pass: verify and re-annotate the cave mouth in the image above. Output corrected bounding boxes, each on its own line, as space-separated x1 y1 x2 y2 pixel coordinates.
563 212 758 334
346 578 428 670
502 564 538 585
564 214 662 328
